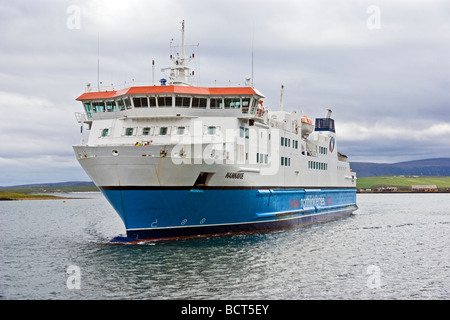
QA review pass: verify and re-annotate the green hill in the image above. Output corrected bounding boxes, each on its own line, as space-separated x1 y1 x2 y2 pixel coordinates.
357 175 450 191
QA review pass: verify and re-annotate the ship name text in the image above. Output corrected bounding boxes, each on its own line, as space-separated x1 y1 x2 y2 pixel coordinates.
290 196 333 209
225 172 244 179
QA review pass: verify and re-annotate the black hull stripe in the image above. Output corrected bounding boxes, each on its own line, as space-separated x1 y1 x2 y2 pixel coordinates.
100 185 356 191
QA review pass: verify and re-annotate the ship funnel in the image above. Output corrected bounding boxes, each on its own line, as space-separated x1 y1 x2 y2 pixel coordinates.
326 109 332 118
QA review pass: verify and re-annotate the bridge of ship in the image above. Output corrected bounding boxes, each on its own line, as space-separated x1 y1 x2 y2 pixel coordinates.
76 85 266 121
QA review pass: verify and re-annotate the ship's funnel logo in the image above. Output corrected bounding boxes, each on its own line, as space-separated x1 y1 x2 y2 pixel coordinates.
329 136 335 153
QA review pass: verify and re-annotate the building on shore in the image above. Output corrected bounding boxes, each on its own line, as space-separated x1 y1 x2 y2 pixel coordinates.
411 185 438 192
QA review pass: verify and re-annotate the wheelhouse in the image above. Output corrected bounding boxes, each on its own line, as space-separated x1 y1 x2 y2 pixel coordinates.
76 85 265 122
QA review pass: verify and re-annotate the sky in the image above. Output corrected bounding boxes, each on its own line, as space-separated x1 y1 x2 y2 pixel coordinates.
1 0 450 186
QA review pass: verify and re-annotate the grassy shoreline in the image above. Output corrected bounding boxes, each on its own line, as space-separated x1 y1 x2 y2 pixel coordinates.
0 191 72 201
357 175 450 192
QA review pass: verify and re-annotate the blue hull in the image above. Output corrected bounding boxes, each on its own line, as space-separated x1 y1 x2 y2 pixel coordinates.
101 187 358 243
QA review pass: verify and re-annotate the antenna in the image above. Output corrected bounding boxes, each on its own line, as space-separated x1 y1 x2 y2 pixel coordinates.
97 32 100 91
152 60 155 85
181 20 186 58
251 25 254 87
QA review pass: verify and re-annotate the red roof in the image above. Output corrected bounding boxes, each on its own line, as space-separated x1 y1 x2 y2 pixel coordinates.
76 85 262 101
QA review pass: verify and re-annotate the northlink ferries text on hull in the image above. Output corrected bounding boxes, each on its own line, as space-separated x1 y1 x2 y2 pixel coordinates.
73 21 358 242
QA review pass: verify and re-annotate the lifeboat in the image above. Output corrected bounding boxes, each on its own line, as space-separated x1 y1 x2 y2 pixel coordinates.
301 115 314 137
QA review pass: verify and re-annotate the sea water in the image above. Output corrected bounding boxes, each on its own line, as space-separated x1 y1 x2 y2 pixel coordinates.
0 193 448 300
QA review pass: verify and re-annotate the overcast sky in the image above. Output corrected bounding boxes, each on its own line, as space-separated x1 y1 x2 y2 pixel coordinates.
1 0 449 186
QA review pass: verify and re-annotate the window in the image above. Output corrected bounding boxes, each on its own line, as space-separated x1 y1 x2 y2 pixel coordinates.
242 98 250 114
210 98 223 109
281 137 284 146
240 127 244 138
175 96 191 108
245 128 249 139
106 101 116 112
157 96 172 107
124 98 132 109
281 157 284 166
192 97 207 108
177 126 185 135
101 129 109 137
319 146 328 155
84 103 93 118
224 98 240 109
207 126 216 135
92 101 105 112
142 127 150 136
133 97 148 108
308 161 328 170
117 99 125 111
250 99 258 114
125 128 134 136
149 97 157 107
160 127 168 135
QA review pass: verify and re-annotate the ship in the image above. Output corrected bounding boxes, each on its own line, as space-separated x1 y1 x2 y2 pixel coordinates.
73 21 358 243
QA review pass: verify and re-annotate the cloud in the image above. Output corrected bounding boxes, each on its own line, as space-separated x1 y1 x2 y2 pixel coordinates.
0 91 87 185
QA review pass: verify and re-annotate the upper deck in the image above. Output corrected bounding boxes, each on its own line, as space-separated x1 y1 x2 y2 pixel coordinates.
76 85 266 121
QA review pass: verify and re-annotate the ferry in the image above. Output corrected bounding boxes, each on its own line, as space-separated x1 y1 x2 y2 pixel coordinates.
73 21 358 243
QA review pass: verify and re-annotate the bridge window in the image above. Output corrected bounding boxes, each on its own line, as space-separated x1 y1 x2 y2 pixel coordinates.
124 98 132 109
149 96 157 107
84 103 92 118
177 126 186 135
117 99 125 111
133 97 148 108
210 98 223 109
92 101 105 112
242 98 250 114
175 96 191 108
224 98 240 109
106 101 116 112
157 96 172 107
192 97 207 108
250 99 258 114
